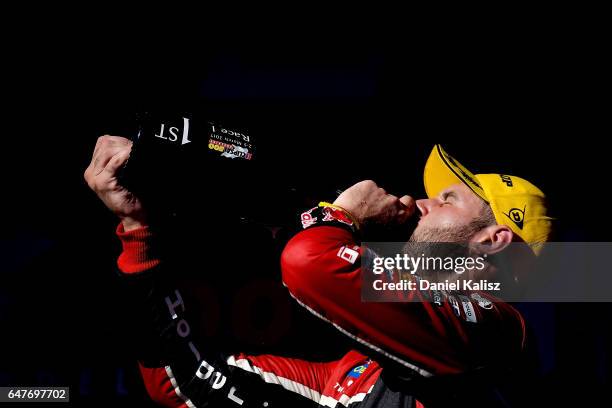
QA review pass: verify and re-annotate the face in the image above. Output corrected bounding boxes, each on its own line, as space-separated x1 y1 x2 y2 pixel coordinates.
410 183 487 243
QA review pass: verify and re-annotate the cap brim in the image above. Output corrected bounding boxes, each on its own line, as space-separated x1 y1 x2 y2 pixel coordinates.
424 145 488 202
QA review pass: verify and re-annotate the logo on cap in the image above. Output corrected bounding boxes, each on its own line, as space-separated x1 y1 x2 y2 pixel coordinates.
504 205 526 230
500 175 513 187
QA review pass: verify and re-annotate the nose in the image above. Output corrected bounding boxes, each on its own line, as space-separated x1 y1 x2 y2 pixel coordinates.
416 198 438 217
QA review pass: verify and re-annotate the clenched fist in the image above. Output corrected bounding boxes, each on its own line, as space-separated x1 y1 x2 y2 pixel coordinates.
83 135 147 231
333 180 415 227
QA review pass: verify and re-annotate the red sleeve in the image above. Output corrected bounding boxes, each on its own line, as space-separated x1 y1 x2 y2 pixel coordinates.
115 223 387 407
116 223 161 274
281 225 527 377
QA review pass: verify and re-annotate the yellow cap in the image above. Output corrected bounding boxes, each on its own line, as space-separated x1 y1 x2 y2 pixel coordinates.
423 145 553 254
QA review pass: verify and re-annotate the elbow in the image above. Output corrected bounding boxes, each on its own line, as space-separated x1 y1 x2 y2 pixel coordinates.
280 233 311 292
281 226 357 297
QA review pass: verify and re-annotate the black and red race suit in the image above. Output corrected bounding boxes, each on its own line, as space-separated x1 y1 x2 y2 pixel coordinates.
116 205 527 407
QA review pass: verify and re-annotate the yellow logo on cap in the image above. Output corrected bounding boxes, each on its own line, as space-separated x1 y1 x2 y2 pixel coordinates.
504 205 526 230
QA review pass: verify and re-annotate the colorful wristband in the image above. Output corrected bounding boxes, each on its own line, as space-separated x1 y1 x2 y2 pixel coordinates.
318 201 361 231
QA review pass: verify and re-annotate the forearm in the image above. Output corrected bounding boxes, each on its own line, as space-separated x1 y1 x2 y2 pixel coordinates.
116 224 233 405
115 224 336 407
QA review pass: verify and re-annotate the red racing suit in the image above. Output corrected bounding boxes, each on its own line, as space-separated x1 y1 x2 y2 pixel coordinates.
281 205 527 377
115 204 527 407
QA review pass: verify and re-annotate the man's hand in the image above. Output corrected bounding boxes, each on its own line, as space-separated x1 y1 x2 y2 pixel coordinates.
333 180 415 227
84 135 147 231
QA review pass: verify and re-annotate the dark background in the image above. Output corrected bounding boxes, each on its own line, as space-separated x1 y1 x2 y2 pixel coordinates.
1 35 610 407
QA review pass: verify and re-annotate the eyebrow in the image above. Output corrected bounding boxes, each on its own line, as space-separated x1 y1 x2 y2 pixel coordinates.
441 190 458 201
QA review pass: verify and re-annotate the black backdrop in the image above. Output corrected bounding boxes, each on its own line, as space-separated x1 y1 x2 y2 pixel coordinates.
2 41 610 406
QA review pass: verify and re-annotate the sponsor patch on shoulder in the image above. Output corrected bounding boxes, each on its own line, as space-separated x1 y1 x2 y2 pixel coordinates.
459 295 478 323
431 289 444 306
337 246 359 264
449 295 462 318
471 293 494 310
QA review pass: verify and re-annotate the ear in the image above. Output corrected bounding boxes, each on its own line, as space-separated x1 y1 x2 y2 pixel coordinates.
470 225 514 255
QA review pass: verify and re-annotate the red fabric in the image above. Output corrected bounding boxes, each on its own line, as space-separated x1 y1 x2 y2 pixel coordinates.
138 364 186 407
231 350 381 400
139 352 383 406
231 352 336 395
321 351 381 401
281 226 526 376
116 223 161 274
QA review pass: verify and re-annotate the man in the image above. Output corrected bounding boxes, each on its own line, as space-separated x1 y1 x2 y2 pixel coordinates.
84 138 552 407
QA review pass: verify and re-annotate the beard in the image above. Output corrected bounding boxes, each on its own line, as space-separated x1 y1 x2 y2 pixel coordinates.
408 222 483 243
402 222 486 280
